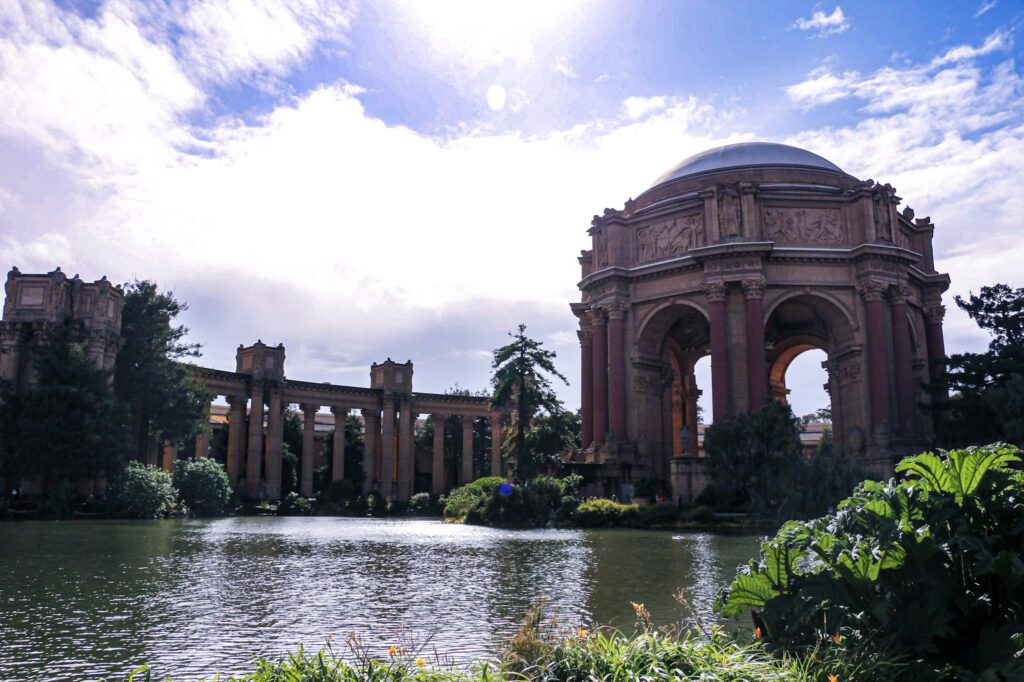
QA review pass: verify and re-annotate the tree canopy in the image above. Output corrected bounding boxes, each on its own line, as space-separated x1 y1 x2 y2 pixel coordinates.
940 284 1024 448
489 324 569 480
114 280 209 459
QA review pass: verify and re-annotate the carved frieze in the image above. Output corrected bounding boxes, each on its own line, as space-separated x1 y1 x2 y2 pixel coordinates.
703 256 762 275
635 214 703 263
593 229 608 268
762 207 842 244
633 374 667 394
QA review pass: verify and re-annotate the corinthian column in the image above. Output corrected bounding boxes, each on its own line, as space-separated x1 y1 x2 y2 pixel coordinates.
591 308 608 443
300 403 317 497
705 282 730 420
397 400 413 501
264 388 284 499
607 302 627 440
578 327 593 449
226 394 247 485
742 278 768 411
246 382 264 499
362 409 379 496
890 285 916 434
858 280 890 430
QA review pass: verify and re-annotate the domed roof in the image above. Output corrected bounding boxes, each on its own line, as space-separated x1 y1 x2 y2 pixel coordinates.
648 142 846 189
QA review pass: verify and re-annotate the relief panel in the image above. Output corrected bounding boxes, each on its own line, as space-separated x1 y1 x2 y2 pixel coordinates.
635 214 704 263
761 207 843 245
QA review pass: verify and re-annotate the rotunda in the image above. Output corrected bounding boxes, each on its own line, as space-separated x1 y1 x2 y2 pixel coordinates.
571 142 950 502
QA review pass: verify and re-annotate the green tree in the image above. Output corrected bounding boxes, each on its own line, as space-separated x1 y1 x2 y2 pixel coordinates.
115 280 209 460
938 284 1024 448
490 324 568 481
702 399 804 514
172 458 231 515
0 328 129 491
524 408 580 468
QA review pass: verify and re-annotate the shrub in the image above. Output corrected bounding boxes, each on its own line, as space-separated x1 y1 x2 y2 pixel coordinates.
638 501 680 527
407 492 431 514
443 476 506 519
464 483 551 528
40 479 78 518
278 491 312 515
715 443 1024 680
172 458 231 516
559 473 584 497
322 479 356 504
571 499 640 527
633 476 668 499
681 505 715 523
108 461 177 518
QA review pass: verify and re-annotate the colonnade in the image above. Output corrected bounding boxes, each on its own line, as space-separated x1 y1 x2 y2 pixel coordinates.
186 374 505 502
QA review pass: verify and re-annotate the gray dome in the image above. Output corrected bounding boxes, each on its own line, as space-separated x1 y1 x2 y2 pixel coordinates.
649 142 846 189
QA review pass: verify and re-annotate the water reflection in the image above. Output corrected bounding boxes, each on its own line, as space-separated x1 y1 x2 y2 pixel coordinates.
0 518 760 681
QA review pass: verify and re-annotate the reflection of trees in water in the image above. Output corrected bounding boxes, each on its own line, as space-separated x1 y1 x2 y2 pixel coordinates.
583 531 761 631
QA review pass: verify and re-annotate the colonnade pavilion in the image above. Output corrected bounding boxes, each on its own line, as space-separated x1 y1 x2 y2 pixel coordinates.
573 142 950 503
0 267 502 501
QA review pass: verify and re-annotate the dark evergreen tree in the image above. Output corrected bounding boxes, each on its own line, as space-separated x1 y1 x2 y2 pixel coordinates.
115 280 209 460
939 284 1024 448
489 324 568 480
0 328 129 491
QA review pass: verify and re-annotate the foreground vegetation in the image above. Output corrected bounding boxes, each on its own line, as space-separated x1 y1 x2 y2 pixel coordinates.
108 445 1024 682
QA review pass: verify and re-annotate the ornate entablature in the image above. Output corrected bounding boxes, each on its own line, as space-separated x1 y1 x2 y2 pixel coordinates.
572 141 951 504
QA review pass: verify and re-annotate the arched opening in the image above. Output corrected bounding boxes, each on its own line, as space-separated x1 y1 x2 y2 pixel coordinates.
636 303 711 471
765 293 857 458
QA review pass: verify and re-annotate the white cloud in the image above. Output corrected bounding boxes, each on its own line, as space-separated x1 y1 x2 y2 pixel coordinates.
931 26 1012 66
792 6 850 38
622 96 668 119
975 0 998 18
554 57 578 79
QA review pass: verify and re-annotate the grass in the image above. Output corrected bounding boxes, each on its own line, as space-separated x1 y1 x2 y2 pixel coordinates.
112 600 875 682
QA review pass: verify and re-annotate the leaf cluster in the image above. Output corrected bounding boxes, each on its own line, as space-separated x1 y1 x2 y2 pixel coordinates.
715 443 1024 679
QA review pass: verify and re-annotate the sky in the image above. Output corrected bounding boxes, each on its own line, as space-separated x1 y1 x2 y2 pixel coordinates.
1 0 1022 419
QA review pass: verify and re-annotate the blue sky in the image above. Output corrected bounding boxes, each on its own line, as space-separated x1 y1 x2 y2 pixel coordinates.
1 0 1022 418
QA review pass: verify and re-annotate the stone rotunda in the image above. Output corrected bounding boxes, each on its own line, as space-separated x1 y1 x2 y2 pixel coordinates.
571 142 950 503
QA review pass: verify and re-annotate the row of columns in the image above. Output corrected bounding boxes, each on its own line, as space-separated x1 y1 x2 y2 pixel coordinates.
579 276 943 453
580 302 627 450
207 388 504 501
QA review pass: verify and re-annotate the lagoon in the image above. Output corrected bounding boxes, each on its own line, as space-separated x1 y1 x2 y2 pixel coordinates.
0 518 761 681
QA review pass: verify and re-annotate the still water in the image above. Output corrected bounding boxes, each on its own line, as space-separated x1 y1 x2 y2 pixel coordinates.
0 518 762 681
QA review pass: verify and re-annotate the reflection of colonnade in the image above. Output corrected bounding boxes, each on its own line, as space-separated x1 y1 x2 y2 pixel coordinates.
190 342 503 502
571 142 950 503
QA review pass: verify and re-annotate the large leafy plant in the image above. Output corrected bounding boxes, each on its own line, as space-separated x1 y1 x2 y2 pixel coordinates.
715 444 1024 679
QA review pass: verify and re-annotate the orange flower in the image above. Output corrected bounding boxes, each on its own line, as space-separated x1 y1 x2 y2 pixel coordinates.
811 653 819 661
415 658 425 667
388 645 398 657
631 602 641 611
832 633 841 643
829 675 839 682
576 628 589 639
754 626 763 641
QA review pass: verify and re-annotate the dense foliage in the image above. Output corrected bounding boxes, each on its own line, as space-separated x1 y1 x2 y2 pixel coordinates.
172 458 231 515
940 283 1024 448
116 280 209 460
0 328 129 491
715 444 1024 679
490 324 569 480
442 476 506 520
107 461 178 518
702 399 868 519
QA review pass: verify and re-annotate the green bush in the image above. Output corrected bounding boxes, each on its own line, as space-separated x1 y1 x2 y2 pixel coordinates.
443 476 506 519
407 492 431 514
40 479 78 518
681 505 715 523
571 499 640 528
171 458 231 516
715 443 1024 680
632 476 668 499
464 483 551 528
559 473 584 497
278 491 312 515
638 501 679 527
108 461 177 518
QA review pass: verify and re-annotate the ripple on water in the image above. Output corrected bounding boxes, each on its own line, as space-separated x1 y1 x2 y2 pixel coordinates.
0 518 760 681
